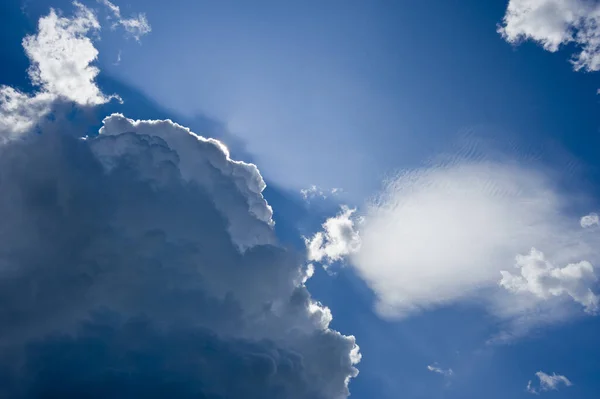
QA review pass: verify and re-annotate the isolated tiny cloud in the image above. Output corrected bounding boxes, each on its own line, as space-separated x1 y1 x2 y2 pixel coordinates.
427 364 453 377
499 0 600 71
581 212 600 228
0 3 359 398
98 0 151 41
527 371 572 394
305 205 361 265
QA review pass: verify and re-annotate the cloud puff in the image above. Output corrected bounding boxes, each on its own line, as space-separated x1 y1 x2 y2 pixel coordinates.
0 2 119 137
581 212 599 228
527 371 572 394
23 1 117 105
427 364 453 377
500 248 599 313
98 0 151 41
0 87 55 137
499 0 600 71
97 113 274 250
309 160 600 324
305 205 361 265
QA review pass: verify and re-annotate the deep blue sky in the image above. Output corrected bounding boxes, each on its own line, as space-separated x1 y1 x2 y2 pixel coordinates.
89 0 600 198
3 1 600 398
14 0 600 195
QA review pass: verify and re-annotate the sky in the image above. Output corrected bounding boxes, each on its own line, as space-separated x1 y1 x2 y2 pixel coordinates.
1 0 600 398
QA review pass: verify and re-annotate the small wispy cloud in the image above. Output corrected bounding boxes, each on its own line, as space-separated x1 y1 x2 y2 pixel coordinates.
581 212 599 228
98 0 151 41
527 371 572 394
300 185 342 202
113 49 122 66
427 364 453 377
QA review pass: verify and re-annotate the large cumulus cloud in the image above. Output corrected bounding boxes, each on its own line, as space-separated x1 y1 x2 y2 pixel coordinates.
0 2 359 398
0 107 359 399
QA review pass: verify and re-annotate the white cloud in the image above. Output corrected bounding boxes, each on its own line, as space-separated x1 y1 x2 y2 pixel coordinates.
308 160 600 323
499 0 600 71
427 364 453 377
0 87 54 137
305 205 361 264
23 1 118 105
0 2 119 137
113 49 122 66
527 371 573 394
500 248 599 313
581 212 599 228
302 263 316 284
98 0 151 41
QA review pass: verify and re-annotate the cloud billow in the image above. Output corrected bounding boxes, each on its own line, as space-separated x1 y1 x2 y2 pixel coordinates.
0 2 359 397
0 113 359 398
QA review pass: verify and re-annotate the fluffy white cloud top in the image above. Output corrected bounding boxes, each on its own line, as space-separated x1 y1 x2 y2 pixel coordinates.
305 205 361 265
499 0 600 71
500 248 599 313
0 4 359 398
0 87 55 137
0 2 120 137
97 114 275 250
527 371 572 394
23 1 118 105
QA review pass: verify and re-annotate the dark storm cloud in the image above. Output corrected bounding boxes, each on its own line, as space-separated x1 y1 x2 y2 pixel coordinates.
0 120 358 398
